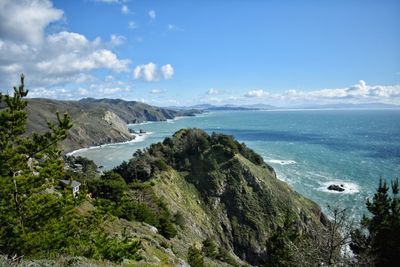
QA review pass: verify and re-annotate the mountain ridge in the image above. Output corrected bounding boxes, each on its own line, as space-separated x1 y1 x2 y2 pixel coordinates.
168 102 400 111
22 98 199 153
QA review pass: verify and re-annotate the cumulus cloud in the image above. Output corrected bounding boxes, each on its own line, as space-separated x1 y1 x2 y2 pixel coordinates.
148 10 156 20
133 63 174 82
0 0 63 45
207 88 219 95
133 63 157 81
109 34 126 46
244 89 268 98
0 1 131 90
161 64 174 80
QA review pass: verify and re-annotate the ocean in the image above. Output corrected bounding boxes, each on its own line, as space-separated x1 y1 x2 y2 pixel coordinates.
72 109 400 221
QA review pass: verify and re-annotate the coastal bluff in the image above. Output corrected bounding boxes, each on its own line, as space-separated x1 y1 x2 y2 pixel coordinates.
23 98 198 152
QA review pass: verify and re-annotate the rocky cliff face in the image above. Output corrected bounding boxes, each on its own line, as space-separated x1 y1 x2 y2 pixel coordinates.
24 98 198 152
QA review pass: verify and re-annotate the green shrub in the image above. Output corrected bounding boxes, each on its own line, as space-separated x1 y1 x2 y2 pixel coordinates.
188 245 204 267
88 171 127 201
202 237 218 259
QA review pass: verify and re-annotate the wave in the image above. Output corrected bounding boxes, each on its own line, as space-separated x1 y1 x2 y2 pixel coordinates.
66 132 152 156
128 121 156 126
267 159 297 165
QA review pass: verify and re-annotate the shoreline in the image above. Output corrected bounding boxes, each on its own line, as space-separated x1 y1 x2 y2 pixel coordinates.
66 133 151 156
127 114 199 126
66 113 202 156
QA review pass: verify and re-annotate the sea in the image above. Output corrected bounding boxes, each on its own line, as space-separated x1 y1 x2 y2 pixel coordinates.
71 109 400 221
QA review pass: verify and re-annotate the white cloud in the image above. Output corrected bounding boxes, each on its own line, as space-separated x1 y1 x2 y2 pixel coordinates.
207 88 219 95
133 63 174 82
121 5 129 14
148 10 156 20
280 80 400 102
238 81 400 105
0 0 63 45
244 89 268 98
128 21 137 29
109 34 126 46
34 33 130 75
133 62 157 81
167 24 182 31
161 64 174 80
150 89 163 94
78 87 89 95
0 2 131 90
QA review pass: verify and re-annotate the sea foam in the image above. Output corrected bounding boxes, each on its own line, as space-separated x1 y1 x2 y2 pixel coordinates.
318 181 360 194
268 159 297 165
66 132 151 156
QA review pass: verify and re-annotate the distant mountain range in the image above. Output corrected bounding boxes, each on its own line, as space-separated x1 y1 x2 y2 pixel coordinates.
170 102 400 111
169 103 278 111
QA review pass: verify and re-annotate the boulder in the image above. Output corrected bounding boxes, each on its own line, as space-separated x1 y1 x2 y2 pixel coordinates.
327 184 345 192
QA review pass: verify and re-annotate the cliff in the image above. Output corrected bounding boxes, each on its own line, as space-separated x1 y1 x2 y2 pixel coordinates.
24 98 198 152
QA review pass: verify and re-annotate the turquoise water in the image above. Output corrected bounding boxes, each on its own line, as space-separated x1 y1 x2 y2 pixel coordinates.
73 110 400 220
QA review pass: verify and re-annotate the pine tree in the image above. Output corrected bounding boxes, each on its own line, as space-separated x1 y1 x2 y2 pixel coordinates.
0 74 72 254
350 178 400 266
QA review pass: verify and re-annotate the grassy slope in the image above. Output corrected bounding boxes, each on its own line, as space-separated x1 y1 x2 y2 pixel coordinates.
133 130 329 266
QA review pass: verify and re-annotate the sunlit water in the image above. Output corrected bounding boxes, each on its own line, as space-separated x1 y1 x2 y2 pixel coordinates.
73 110 400 220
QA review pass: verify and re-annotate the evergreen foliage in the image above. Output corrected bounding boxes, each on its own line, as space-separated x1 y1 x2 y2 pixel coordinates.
88 171 127 201
202 237 218 259
351 178 400 266
0 74 72 255
0 76 143 262
265 213 299 267
187 244 204 267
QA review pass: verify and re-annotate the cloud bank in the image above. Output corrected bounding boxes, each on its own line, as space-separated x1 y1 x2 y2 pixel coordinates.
241 80 400 105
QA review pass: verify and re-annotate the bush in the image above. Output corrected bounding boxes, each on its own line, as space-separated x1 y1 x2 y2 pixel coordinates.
173 211 186 228
202 237 218 259
89 171 127 201
188 245 204 267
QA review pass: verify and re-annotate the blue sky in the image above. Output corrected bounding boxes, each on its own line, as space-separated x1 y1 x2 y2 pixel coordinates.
0 0 399 106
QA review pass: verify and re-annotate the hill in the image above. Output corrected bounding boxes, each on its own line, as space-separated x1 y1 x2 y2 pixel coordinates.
24 98 198 152
109 129 330 266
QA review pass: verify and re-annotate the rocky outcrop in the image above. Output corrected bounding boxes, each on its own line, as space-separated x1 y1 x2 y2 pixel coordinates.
328 184 345 192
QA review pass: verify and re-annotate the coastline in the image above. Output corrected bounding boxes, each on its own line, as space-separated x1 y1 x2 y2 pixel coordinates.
66 113 202 156
66 133 151 156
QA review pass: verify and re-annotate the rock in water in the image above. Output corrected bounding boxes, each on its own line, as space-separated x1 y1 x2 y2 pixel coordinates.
328 184 345 192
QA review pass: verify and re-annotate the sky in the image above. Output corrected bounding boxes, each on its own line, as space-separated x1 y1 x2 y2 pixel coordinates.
0 0 399 107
